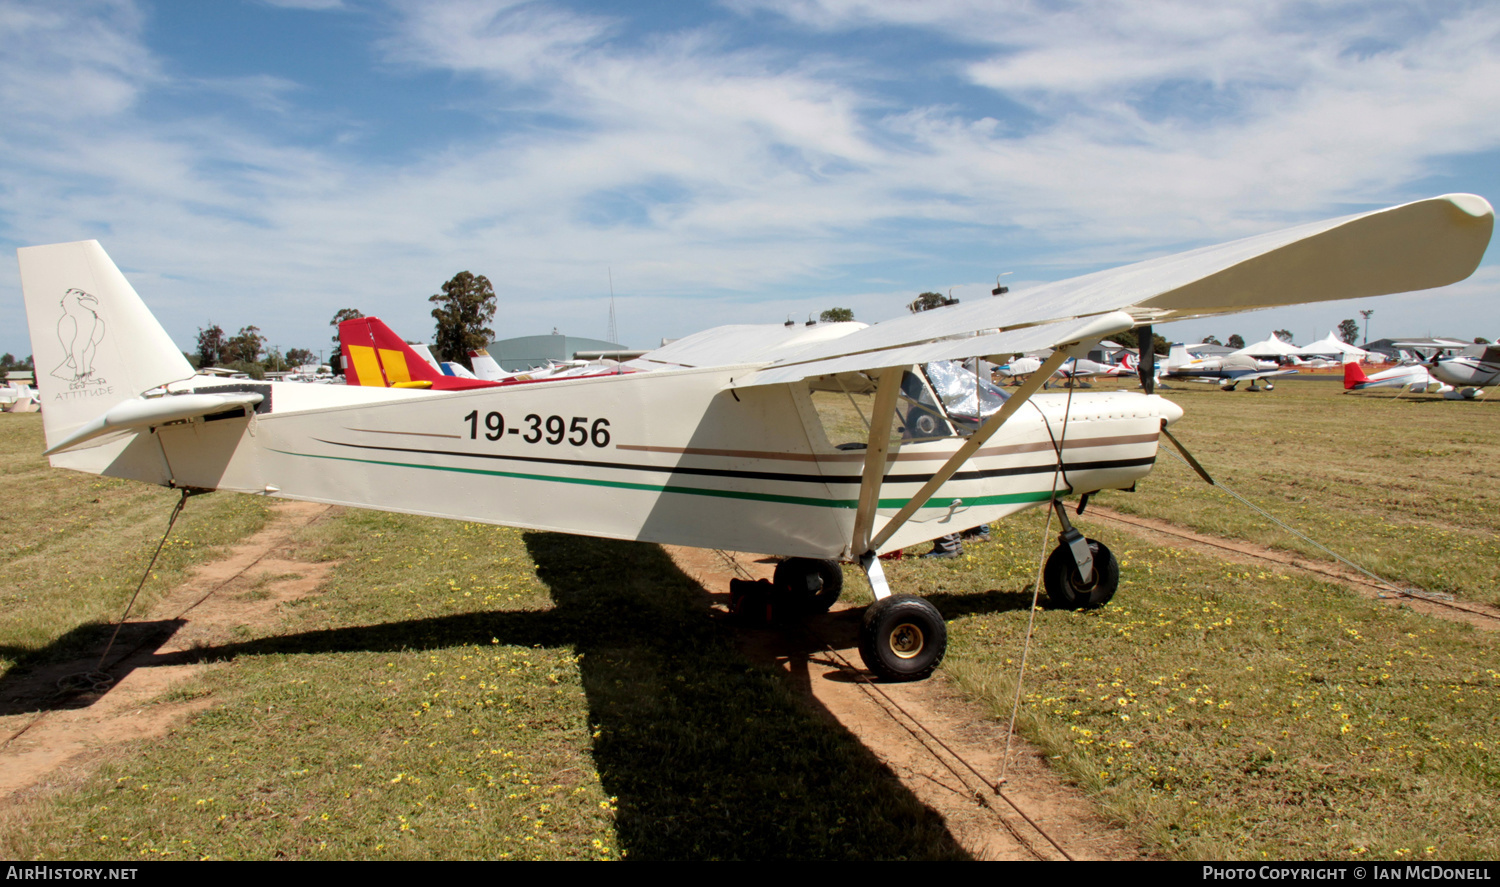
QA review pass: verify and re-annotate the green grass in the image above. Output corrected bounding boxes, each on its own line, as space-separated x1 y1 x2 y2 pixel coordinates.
852 518 1500 860
6 508 967 861
0 414 270 678
7 377 1497 861
1091 376 1500 605
820 375 1500 859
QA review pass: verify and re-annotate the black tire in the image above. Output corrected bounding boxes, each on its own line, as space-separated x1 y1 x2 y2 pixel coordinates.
1043 538 1119 609
773 557 843 614
858 595 946 681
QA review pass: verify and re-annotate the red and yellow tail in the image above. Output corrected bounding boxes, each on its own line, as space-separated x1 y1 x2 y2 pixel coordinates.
339 317 498 391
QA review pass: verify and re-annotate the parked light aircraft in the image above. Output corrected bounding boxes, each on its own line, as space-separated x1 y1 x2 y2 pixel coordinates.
17 194 1494 680
1161 344 1297 391
1343 359 1452 395
0 381 38 412
339 316 634 390
1430 343 1500 391
996 355 1130 387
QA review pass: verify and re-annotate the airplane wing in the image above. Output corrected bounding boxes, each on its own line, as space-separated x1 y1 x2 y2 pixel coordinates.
732 193 1492 388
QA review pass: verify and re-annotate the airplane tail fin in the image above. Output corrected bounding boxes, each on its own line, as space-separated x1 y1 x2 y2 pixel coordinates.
1167 343 1191 367
468 348 506 381
339 316 445 388
339 317 498 390
17 241 195 451
1343 360 1369 389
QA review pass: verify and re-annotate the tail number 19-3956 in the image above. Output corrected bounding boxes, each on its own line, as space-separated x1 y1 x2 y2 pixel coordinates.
464 411 611 448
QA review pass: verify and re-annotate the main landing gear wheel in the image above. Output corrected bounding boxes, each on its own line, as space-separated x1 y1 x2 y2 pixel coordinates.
1043 538 1120 609
858 595 947 682
773 557 843 614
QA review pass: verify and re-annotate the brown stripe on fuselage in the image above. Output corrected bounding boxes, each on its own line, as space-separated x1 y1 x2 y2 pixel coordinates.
615 432 1160 463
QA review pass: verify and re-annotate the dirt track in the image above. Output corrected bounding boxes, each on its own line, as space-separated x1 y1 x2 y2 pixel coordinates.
0 500 335 802
666 546 1145 861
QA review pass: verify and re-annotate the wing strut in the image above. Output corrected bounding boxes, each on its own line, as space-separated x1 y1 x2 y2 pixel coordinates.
850 367 904 556
864 349 1073 555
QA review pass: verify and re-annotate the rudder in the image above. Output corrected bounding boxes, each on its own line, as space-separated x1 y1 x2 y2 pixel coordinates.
18 241 195 450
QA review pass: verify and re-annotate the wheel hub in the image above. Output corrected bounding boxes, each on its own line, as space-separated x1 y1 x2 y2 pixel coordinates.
889 623 925 659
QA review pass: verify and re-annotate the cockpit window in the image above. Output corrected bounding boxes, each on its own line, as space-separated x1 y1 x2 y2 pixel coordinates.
898 370 953 441
923 359 1008 434
807 361 1008 449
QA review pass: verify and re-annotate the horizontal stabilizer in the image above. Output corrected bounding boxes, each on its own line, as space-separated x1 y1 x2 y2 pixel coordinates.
43 392 263 456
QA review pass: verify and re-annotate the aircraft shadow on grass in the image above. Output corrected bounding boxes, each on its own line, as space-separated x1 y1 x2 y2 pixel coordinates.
0 533 1035 860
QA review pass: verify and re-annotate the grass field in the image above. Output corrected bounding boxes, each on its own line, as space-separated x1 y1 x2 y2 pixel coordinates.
1089 375 1500 606
856 518 1499 860
0 414 270 679
2 377 1496 861
1 416 963 860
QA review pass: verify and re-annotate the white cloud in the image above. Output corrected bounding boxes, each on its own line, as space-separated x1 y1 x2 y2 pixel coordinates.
3 0 1498 359
0 0 155 120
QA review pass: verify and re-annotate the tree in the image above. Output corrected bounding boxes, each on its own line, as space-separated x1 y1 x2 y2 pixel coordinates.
1337 319 1361 345
819 307 855 323
1273 329 1296 344
430 272 496 369
196 324 226 368
907 291 957 313
1227 334 1245 349
226 325 265 365
286 347 317 367
1475 337 1491 345
1201 335 1222 346
329 308 364 345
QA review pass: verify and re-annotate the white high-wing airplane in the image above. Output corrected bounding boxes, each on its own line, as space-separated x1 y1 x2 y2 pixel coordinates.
1431 343 1500 391
16 194 1494 680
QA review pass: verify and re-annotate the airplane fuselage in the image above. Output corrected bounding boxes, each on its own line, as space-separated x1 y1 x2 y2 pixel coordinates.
1431 355 1500 387
58 369 1178 560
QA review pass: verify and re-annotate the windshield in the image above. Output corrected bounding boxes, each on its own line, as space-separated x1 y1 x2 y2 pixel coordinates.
924 359 1009 433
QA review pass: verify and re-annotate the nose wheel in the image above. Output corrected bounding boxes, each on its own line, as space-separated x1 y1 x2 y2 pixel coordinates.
1043 538 1119 609
1042 498 1120 609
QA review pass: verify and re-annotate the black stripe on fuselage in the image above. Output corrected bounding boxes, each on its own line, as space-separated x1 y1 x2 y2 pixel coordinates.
310 438 1156 486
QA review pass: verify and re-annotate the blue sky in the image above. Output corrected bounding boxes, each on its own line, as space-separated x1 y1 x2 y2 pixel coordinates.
4 0 1499 361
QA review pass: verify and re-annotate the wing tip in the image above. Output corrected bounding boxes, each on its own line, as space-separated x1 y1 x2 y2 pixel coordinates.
1439 193 1493 220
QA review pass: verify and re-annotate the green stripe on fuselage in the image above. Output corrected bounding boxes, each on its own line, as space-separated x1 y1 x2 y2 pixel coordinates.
272 449 1058 509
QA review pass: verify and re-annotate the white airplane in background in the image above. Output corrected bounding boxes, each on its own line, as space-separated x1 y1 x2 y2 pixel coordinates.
1159 344 1297 391
1343 359 1453 395
0 381 39 412
1430 343 1500 392
16 193 1494 680
996 355 1130 387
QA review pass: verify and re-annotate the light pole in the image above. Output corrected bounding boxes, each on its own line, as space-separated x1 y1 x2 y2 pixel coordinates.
1360 309 1374 346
